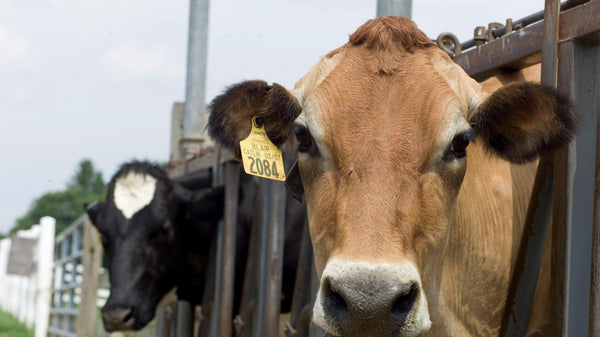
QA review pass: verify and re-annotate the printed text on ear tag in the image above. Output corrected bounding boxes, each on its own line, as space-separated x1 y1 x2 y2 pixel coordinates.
239 117 286 181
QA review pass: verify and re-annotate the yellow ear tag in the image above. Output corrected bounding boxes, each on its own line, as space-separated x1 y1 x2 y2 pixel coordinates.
239 117 286 181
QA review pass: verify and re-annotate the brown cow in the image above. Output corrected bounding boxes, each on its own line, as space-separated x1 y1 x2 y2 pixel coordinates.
207 17 575 337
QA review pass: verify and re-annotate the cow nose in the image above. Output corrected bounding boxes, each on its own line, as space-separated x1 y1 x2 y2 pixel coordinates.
322 276 419 334
102 307 135 332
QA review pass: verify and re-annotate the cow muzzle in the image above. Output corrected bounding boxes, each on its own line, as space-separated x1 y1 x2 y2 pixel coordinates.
102 306 136 332
313 259 431 337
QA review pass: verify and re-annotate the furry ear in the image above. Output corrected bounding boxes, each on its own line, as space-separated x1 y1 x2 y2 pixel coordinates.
84 201 104 225
469 82 576 163
208 80 302 158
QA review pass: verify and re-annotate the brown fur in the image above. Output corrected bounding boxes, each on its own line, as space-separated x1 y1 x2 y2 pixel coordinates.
208 80 302 157
471 82 576 163
207 16 576 336
348 16 434 75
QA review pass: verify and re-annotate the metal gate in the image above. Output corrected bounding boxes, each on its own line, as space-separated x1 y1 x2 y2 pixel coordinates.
48 215 102 337
163 1 600 336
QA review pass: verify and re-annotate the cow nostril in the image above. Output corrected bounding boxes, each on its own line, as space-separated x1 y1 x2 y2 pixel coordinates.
102 307 135 331
122 308 134 325
324 278 348 319
391 282 418 322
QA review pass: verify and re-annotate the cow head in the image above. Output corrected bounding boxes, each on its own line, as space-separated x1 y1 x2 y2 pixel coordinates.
85 161 223 331
208 17 575 337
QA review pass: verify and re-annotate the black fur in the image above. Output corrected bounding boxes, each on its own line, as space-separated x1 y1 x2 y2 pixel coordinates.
208 80 302 157
470 82 576 163
85 160 306 332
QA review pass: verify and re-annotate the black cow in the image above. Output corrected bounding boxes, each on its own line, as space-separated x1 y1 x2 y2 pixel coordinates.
85 161 305 331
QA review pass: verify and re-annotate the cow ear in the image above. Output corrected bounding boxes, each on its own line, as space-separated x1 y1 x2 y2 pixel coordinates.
188 186 225 222
84 201 104 225
469 82 577 163
208 80 302 157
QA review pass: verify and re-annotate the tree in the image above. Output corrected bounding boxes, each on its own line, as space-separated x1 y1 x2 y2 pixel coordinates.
10 159 106 235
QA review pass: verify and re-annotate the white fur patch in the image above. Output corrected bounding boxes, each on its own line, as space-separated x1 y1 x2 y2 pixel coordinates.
113 172 157 219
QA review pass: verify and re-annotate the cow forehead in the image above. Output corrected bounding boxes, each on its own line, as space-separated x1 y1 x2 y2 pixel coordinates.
113 172 157 220
294 47 473 172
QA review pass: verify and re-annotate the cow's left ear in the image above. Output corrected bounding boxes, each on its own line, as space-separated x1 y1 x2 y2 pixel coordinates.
208 80 302 158
469 82 577 163
84 201 104 225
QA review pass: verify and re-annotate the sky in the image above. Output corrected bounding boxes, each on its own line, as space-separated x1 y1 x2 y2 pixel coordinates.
0 0 542 233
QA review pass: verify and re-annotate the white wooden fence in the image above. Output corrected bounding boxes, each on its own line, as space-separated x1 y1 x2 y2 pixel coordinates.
0 216 56 337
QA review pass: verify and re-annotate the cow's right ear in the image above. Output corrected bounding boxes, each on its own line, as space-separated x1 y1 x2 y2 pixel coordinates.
84 201 104 225
208 80 302 158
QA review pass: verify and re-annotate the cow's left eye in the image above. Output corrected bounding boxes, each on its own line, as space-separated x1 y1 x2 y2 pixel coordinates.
294 126 313 153
445 131 475 160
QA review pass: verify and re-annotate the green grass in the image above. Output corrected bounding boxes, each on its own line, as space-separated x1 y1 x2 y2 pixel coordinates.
0 309 33 337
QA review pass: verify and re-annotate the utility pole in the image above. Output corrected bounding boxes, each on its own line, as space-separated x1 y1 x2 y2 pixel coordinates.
377 0 412 18
181 0 211 159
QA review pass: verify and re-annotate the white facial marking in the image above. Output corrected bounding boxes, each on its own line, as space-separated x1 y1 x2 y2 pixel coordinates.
113 172 157 219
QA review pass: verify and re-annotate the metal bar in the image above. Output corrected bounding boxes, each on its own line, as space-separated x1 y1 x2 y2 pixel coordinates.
53 252 83 268
235 189 261 336
551 40 576 337
217 162 240 336
182 0 210 156
263 181 286 337
155 307 167 337
590 41 600 337
459 1 586 52
176 301 193 337
567 39 600 337
500 157 554 336
287 221 313 331
49 308 79 316
376 0 412 18
199 233 218 336
253 180 271 337
47 327 77 337
54 216 86 243
496 5 564 329
453 0 600 81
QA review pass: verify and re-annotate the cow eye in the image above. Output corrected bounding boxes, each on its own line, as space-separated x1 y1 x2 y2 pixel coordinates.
294 126 313 153
445 131 475 160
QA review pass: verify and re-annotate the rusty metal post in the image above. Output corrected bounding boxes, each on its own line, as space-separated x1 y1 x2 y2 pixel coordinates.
253 180 286 337
216 162 240 336
285 221 312 337
199 231 218 336
182 0 211 156
553 39 600 337
499 1 560 335
591 40 600 337
551 40 575 337
176 301 193 337
234 198 261 336
376 0 412 18
591 46 600 336
500 157 554 337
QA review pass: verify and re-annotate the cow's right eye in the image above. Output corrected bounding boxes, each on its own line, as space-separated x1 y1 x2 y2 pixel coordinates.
294 126 313 153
